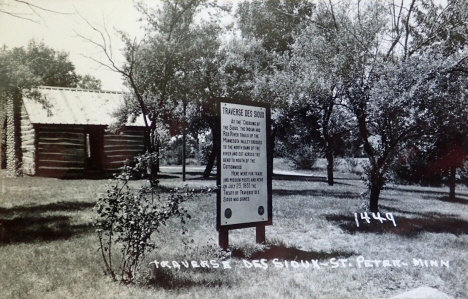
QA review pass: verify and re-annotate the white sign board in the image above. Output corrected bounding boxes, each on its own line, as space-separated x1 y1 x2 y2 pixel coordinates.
219 102 269 227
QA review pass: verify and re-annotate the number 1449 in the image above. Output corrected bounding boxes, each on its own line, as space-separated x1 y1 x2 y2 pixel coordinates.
354 212 397 227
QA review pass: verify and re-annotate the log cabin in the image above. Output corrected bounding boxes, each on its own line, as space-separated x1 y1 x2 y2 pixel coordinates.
19 86 147 178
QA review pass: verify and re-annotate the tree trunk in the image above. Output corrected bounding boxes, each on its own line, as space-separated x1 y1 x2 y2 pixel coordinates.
1 119 6 170
203 125 217 179
1 98 6 169
5 90 21 177
182 129 186 181
449 166 456 200
369 170 384 213
182 102 187 181
155 137 160 173
325 141 334 186
369 181 382 213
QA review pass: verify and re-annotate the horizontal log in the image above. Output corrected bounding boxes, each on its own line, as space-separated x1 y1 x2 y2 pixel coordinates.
105 158 135 164
21 138 35 144
21 139 35 146
106 155 133 160
104 143 144 148
38 141 83 147
38 131 85 140
38 131 83 139
38 152 79 159
22 150 36 156
20 124 34 130
21 133 35 139
104 139 144 146
23 166 35 173
104 149 143 154
39 137 84 143
38 160 84 168
22 156 34 163
104 134 144 141
21 130 36 137
117 131 146 136
103 143 144 148
105 153 135 159
38 158 82 164
104 147 144 153
38 147 84 155
38 166 83 170
106 130 144 134
38 130 84 136
37 144 83 151
106 137 143 142
38 126 84 132
21 145 35 151
23 168 36 176
104 159 133 166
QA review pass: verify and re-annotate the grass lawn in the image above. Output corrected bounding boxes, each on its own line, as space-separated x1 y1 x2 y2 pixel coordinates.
1 159 468 298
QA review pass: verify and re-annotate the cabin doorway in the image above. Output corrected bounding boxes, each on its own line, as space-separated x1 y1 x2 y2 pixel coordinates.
84 127 104 172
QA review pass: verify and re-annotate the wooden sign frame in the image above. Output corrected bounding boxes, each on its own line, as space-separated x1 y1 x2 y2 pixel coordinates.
216 98 273 249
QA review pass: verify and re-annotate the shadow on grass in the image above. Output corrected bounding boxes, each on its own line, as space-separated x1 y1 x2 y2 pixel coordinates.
273 173 357 184
273 189 359 199
432 196 468 205
380 205 459 219
326 213 468 237
0 201 95 245
156 174 181 179
0 215 92 245
0 201 95 215
147 263 228 290
386 186 468 199
231 244 353 261
158 170 217 181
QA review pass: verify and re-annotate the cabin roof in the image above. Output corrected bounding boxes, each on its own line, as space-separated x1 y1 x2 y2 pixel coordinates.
23 86 146 126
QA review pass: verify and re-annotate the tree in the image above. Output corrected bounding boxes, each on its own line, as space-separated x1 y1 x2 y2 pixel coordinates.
343 0 468 211
236 0 313 54
77 74 102 90
78 0 225 181
408 0 468 200
229 0 315 177
276 0 361 185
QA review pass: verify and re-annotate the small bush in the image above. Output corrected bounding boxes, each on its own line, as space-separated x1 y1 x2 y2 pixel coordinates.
285 144 319 170
345 157 363 174
94 154 192 283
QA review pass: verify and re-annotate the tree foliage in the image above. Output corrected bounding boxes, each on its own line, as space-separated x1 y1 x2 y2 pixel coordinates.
0 40 101 95
344 0 468 209
76 0 468 210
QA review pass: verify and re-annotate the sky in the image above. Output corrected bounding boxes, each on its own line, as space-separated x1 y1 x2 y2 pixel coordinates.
0 0 149 91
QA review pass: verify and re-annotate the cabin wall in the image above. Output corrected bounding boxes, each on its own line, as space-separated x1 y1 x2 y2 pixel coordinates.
36 125 85 178
103 127 146 172
20 104 36 175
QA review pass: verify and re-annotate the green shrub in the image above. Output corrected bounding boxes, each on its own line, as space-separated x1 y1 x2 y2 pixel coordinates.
94 155 191 283
285 143 319 170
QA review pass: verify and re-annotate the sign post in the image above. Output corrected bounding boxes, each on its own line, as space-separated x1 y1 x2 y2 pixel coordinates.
217 99 272 249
